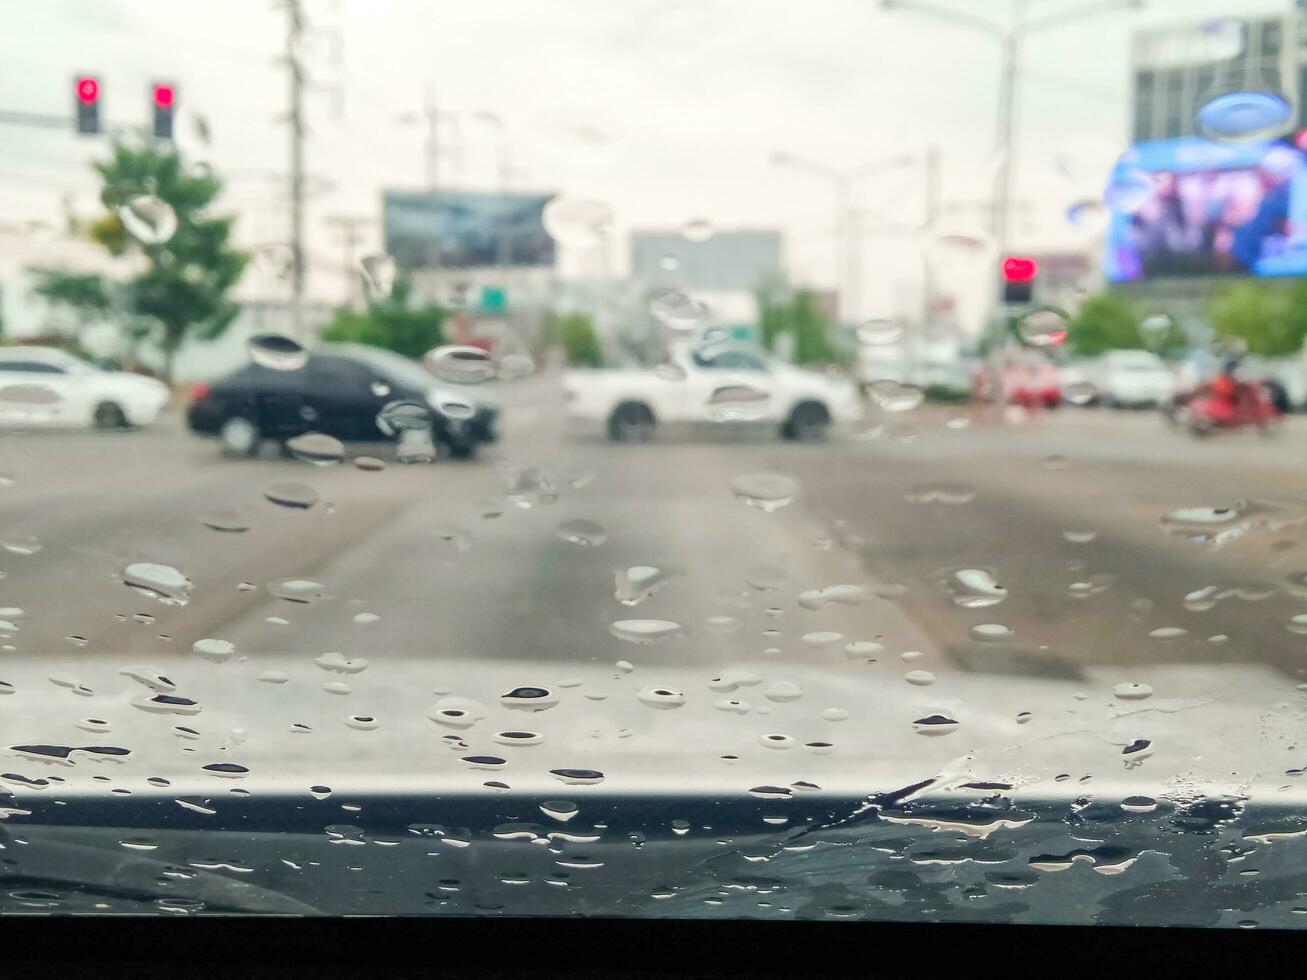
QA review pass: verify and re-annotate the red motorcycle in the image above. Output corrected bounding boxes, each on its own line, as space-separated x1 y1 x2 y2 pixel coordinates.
1163 376 1283 436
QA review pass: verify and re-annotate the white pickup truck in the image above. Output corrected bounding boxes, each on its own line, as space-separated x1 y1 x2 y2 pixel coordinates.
563 340 862 442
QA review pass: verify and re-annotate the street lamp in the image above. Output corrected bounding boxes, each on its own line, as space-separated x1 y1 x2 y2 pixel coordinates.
771 150 918 323
879 0 1143 262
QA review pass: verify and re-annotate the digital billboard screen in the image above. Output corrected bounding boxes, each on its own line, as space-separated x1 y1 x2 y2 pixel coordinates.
383 190 556 270
1104 136 1307 282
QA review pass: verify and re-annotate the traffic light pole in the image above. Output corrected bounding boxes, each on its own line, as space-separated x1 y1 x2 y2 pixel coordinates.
286 0 308 341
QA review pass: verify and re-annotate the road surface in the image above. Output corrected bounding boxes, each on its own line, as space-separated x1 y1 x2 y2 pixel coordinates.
2 380 1305 684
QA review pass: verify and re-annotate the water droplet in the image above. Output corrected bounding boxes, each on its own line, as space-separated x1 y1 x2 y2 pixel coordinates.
762 681 803 702
122 563 192 606
192 638 235 663
550 768 604 785
759 733 794 750
681 217 714 242
614 565 674 606
867 379 924 413
322 680 352 695
200 507 255 533
1018 310 1068 348
1063 381 1098 406
358 253 396 300
1121 796 1158 813
843 640 884 662
913 714 959 736
1016 711 1033 724
1149 627 1187 641
905 482 975 505
969 624 1013 643
1066 198 1108 232
857 319 903 346
800 631 844 649
611 618 685 645
1103 168 1154 214
649 289 709 331
1197 91 1293 142
542 196 613 247
77 718 111 733
658 253 680 271
704 615 741 634
499 686 559 711
637 686 686 709
797 584 865 610
1062 528 1097 544
939 568 1006 609
286 432 345 466
262 481 318 510
1122 738 1152 762
496 351 536 381
556 518 606 546
904 669 936 686
654 361 687 381
706 382 770 421
427 697 488 729
132 693 201 715
267 577 328 604
65 634 89 647
259 670 289 684
396 432 438 464
247 334 307 371
314 651 369 674
431 390 477 421
376 399 433 436
119 664 175 692
117 194 177 244
730 472 797 512
346 714 378 731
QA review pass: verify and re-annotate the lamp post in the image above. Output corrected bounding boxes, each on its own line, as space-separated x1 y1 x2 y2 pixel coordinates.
770 150 918 323
879 0 1143 263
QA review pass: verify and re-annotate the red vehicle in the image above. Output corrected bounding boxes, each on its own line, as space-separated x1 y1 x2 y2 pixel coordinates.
1165 375 1282 436
972 353 1060 408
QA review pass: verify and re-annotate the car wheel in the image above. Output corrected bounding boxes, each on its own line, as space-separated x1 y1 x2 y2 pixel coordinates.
93 401 128 430
219 416 260 457
445 441 478 460
608 402 655 443
783 401 830 442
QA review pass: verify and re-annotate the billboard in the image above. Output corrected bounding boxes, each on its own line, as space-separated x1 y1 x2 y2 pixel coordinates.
383 190 555 269
1105 136 1307 282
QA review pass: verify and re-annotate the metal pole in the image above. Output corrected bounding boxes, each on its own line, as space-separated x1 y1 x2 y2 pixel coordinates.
287 0 307 341
423 83 441 282
992 29 1020 260
835 175 850 324
922 144 940 328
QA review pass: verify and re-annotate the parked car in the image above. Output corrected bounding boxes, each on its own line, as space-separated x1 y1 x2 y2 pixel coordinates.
0 345 170 429
971 351 1060 408
564 340 862 442
1081 350 1177 408
186 342 498 458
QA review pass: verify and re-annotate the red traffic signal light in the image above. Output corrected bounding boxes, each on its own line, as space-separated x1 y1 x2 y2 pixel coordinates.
1001 256 1038 283
76 76 99 104
75 75 101 135
152 84 175 110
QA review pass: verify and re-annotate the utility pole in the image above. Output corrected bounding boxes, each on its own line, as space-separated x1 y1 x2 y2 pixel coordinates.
921 144 940 329
285 0 308 341
326 215 370 308
422 83 441 281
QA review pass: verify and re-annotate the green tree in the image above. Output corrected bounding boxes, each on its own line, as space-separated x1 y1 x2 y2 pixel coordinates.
1207 280 1307 356
30 138 247 380
755 288 840 365
557 313 602 367
321 280 446 359
1066 293 1142 355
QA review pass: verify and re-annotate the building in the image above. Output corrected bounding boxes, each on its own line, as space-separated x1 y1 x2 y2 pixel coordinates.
629 229 782 292
1131 14 1300 143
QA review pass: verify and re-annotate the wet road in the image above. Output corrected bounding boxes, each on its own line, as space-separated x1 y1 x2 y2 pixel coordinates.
2 377 1306 689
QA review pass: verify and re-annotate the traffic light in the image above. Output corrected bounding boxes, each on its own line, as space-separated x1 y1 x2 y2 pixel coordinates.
1001 255 1038 305
74 75 100 135
152 83 176 140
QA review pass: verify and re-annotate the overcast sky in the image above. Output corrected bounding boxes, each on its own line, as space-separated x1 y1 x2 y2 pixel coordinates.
0 0 1287 325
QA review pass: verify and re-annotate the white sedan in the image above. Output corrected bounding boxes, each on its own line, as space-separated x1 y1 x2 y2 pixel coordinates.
0 346 170 429
565 339 862 442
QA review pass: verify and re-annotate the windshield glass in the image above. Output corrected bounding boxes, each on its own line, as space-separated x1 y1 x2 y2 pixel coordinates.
5 0 1307 932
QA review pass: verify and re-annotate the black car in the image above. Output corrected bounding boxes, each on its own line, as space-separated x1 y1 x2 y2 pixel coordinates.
186 342 498 459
